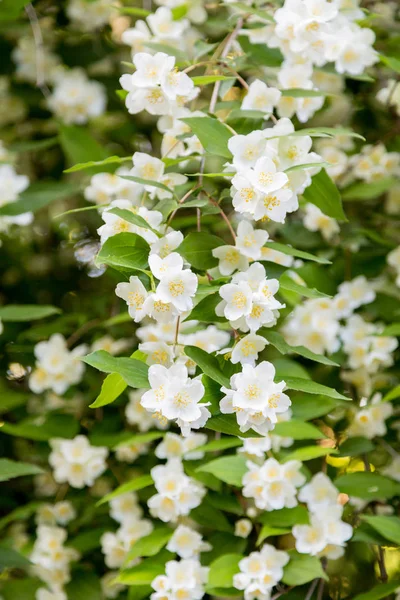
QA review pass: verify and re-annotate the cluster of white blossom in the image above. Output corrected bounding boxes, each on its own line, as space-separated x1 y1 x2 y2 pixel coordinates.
121 6 190 55
148 458 206 521
67 0 118 31
36 501 76 526
217 262 284 333
293 473 352 559
48 69 107 124
49 435 108 488
167 524 211 558
233 544 290 600
347 393 393 439
242 457 305 510
0 158 32 234
12 37 62 85
101 491 153 568
227 120 322 222
239 409 294 457
282 276 377 355
150 557 209 600
220 361 291 435
155 431 207 460
31 525 78 596
29 334 87 395
241 0 377 75
349 143 400 183
120 52 198 116
84 168 141 206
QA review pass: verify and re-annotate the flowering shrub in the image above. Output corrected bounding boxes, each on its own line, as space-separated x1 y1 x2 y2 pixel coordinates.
2 1 400 599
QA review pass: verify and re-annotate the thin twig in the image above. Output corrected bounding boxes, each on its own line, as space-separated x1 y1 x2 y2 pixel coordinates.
317 578 325 600
305 579 319 600
166 185 201 228
25 3 51 98
66 318 101 348
207 195 236 242
173 316 180 354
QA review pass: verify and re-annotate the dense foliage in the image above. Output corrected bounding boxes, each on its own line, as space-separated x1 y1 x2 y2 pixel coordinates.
1 1 400 599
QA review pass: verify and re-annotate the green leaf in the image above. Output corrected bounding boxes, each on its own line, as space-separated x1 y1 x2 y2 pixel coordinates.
206 414 262 438
0 547 31 570
0 0 29 21
124 527 173 565
0 502 43 532
265 241 331 265
11 136 60 152
180 117 233 159
207 554 243 589
257 526 291 545
197 455 247 487
378 323 400 336
353 581 400 600
0 414 79 441
342 178 397 201
303 169 347 221
195 437 243 453
281 88 327 97
0 182 81 217
64 155 131 173
68 528 107 554
108 208 161 237
273 420 326 440
114 431 165 449
238 36 283 68
291 394 343 420
97 474 153 506
117 554 171 585
65 571 102 600
191 501 233 532
207 492 244 516
120 174 174 195
59 125 108 166
334 472 400 500
291 126 365 141
188 293 224 323
89 372 128 408
82 350 150 389
361 515 400 546
382 384 400 402
177 232 225 269
96 232 150 270
258 506 309 527
284 377 349 401
0 305 60 322
0 459 43 482
0 578 41 600
260 330 339 367
119 6 150 16
337 437 375 457
283 446 337 462
192 75 235 85
282 551 327 586
184 346 230 388
380 53 400 74
279 273 330 299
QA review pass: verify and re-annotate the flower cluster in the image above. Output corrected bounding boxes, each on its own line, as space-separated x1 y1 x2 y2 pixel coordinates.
293 473 353 559
29 334 87 395
148 458 206 521
150 557 209 600
48 69 107 124
233 544 290 600
49 435 108 488
220 361 290 435
31 525 78 596
242 457 305 510
228 120 322 222
120 51 198 116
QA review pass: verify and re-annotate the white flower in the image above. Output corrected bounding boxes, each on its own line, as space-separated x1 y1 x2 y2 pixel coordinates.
303 203 340 241
115 276 148 322
150 230 184 258
48 69 106 124
234 519 253 538
84 170 142 206
97 200 162 245
219 281 253 322
233 543 289 597
242 457 304 511
150 557 209 599
139 341 174 367
251 156 289 195
67 0 116 30
167 525 211 558
348 396 393 439
36 589 67 600
91 335 131 355
101 517 153 568
125 389 166 431
131 52 175 89
231 334 267 367
235 220 269 260
152 255 198 313
147 7 189 41
298 472 339 509
109 492 142 524
141 363 210 435
241 79 281 115
212 245 249 276
148 458 206 522
155 431 207 460
0 163 29 206
29 334 86 395
49 435 108 488
53 502 76 526
228 130 268 170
